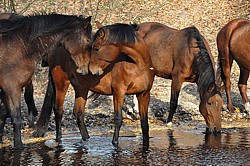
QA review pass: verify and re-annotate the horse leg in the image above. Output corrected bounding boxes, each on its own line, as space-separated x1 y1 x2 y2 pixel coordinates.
238 67 250 113
222 56 234 113
137 92 150 151
73 90 89 140
5 88 23 148
167 77 183 125
33 75 55 137
24 80 38 128
112 90 126 147
0 91 8 144
54 79 70 142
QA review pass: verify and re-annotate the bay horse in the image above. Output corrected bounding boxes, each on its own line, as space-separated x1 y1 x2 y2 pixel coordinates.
0 13 92 148
0 12 38 128
94 22 223 133
88 23 154 150
217 18 250 113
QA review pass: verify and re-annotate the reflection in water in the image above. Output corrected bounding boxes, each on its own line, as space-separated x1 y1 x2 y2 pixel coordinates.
0 127 250 165
203 132 222 148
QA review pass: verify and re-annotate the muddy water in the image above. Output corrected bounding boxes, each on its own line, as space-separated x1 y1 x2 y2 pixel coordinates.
0 123 250 165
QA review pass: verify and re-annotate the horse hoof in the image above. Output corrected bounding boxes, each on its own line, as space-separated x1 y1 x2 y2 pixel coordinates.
82 136 90 141
245 102 250 114
166 122 173 127
142 146 150 152
32 129 46 137
112 140 119 147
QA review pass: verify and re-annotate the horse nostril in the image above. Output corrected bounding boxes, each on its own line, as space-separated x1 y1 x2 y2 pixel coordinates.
97 69 103 75
213 127 217 133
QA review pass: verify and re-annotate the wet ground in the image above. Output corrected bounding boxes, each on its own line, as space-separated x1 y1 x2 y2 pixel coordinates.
1 121 250 165
1 70 250 165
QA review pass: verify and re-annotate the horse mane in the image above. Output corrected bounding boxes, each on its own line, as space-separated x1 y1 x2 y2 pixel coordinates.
94 23 139 45
0 13 86 41
189 27 219 97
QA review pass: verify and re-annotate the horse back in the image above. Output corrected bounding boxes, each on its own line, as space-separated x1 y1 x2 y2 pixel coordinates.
139 23 199 81
217 19 250 54
217 18 250 70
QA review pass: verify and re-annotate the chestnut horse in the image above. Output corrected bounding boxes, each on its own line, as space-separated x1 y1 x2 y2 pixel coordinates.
217 18 250 113
88 23 154 150
0 13 92 148
0 12 38 128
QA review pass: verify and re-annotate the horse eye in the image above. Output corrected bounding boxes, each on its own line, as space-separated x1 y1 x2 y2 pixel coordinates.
94 47 100 51
208 102 212 106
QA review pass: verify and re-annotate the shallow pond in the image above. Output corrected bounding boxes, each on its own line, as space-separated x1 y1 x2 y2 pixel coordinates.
1 123 250 165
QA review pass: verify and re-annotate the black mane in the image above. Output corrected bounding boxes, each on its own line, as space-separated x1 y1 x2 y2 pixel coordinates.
94 23 138 45
0 13 86 41
188 27 219 97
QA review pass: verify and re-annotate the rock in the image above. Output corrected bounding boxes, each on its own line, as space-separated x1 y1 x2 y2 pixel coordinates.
44 139 59 148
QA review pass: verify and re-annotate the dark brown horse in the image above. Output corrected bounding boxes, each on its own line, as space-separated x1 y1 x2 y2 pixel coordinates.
217 18 250 113
0 13 92 148
0 12 38 128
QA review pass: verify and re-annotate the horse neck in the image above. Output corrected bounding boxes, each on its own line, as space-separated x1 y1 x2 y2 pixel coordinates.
120 40 151 70
26 15 75 61
31 34 64 60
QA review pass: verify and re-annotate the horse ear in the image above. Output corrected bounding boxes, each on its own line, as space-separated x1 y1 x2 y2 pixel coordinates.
95 21 103 28
83 16 92 29
98 28 105 39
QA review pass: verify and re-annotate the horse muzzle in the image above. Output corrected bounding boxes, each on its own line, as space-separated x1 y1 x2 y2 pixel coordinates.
89 65 104 76
76 66 89 75
206 125 221 134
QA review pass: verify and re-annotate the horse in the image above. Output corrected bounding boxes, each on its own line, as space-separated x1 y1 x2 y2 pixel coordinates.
0 13 92 148
88 23 154 150
94 22 223 133
0 12 38 128
217 18 250 113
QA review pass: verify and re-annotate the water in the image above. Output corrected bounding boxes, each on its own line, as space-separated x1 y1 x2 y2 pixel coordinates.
0 125 250 165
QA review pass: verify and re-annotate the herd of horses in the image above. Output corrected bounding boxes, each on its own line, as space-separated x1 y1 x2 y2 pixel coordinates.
0 12 249 151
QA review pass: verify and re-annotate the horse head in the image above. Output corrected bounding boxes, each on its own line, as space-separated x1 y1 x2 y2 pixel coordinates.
199 82 223 133
88 23 148 76
61 16 92 75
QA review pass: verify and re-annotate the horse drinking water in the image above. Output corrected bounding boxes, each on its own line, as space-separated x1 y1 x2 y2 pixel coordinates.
135 23 223 132
0 13 92 148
